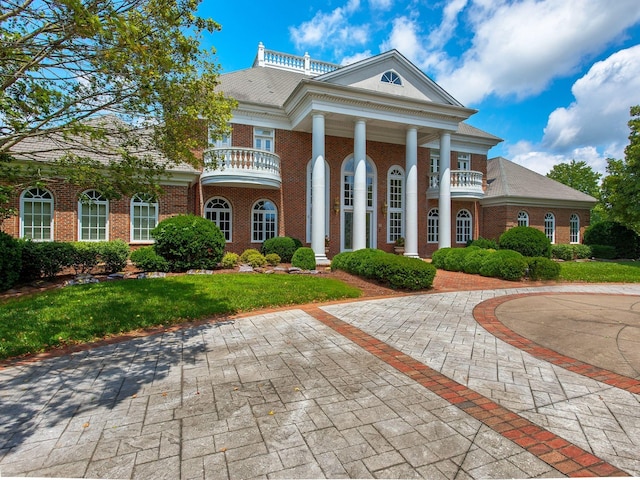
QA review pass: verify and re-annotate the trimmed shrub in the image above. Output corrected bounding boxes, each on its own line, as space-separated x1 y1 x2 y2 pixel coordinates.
262 236 297 262
291 247 316 270
583 221 640 259
526 257 560 280
265 253 281 266
70 242 101 274
240 249 262 264
589 244 617 259
151 215 226 271
246 252 267 268
480 249 527 281
499 226 551 258
573 244 592 259
19 241 76 282
332 249 436 290
130 246 169 272
463 248 494 275
551 244 574 261
98 240 130 273
291 237 303 250
18 240 43 282
443 247 470 272
431 248 452 270
0 232 23 291
220 252 240 269
469 237 499 250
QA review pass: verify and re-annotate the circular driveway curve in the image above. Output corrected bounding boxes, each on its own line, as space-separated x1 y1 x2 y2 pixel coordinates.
495 294 640 379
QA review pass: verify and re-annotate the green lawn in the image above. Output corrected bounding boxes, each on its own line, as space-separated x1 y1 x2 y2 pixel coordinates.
0 274 361 360
560 260 640 283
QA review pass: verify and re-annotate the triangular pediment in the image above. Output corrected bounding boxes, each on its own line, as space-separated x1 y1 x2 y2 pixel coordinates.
315 50 463 107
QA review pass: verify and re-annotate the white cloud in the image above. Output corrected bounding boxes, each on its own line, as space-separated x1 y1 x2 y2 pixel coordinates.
340 50 373 65
289 0 368 52
369 0 393 10
508 141 608 176
542 45 640 156
437 0 640 105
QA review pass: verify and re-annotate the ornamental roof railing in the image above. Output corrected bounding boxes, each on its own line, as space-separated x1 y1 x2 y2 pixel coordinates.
253 42 340 76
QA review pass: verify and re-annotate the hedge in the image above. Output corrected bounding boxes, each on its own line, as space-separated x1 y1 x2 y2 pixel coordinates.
332 249 436 290
0 232 22 291
526 257 560 280
583 221 640 259
130 246 169 272
433 247 529 281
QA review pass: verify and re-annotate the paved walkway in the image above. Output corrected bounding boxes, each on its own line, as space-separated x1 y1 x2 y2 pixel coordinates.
1 279 639 478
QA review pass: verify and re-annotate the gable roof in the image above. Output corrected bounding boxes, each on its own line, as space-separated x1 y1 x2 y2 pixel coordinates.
482 157 597 208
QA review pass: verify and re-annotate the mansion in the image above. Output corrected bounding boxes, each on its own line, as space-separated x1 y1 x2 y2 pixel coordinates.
3 44 596 263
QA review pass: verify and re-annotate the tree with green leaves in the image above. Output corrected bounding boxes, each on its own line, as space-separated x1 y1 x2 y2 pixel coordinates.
601 106 640 233
546 159 601 198
1 0 236 222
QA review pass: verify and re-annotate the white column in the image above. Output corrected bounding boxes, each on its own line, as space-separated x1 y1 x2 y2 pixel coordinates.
439 132 452 249
404 127 419 258
311 113 329 265
353 119 367 251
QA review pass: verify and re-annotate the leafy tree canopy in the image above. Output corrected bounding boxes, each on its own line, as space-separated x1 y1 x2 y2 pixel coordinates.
601 106 640 233
0 0 236 220
546 159 601 199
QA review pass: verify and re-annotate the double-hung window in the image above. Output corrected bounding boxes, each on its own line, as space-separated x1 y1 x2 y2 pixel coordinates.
254 128 274 152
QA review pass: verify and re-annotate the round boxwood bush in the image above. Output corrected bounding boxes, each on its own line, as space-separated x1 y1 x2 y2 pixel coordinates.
480 249 527 280
583 221 640 259
551 244 574 261
469 237 499 250
431 248 452 269
463 248 494 275
240 249 262 264
130 246 169 272
443 247 470 272
246 252 267 268
526 257 560 280
220 252 240 269
151 215 225 272
499 226 551 258
265 253 281 266
262 236 297 262
0 232 23 291
291 247 316 270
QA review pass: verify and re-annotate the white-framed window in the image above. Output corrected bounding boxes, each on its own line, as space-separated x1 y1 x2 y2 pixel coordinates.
381 70 402 85
306 160 330 243
254 127 274 152
78 190 108 241
20 187 54 241
427 208 439 244
429 150 439 188
457 153 471 170
252 199 277 243
517 210 529 227
130 193 158 242
205 197 232 242
209 124 232 148
570 213 580 244
387 166 404 243
544 212 556 244
341 155 376 250
456 209 472 244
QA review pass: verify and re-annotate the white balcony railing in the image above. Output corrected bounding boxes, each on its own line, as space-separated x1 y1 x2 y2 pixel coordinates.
428 170 484 199
201 147 282 189
255 42 339 76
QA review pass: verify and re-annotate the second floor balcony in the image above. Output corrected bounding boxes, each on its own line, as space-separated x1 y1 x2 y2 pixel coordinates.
427 170 484 199
201 147 281 189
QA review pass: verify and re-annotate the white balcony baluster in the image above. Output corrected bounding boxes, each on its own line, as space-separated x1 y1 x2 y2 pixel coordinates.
427 170 484 199
201 147 282 189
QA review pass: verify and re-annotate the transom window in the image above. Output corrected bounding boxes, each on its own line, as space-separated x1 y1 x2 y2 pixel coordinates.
205 197 232 242
544 213 556 244
21 187 53 241
79 190 108 241
457 153 470 170
130 193 158 242
254 128 274 152
428 208 439 244
570 213 580 244
387 166 404 243
381 70 402 85
517 211 529 227
252 200 277 243
456 209 472 244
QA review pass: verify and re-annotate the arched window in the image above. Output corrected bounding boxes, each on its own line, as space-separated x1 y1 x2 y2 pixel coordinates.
570 213 580 244
130 193 158 242
20 187 53 241
427 208 439 244
387 166 404 243
381 70 402 85
544 213 556 244
205 197 232 242
252 200 277 243
306 159 330 243
517 211 529 227
79 190 108 241
456 209 472 244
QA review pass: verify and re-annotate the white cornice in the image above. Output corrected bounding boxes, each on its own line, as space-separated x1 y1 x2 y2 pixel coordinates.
480 195 596 209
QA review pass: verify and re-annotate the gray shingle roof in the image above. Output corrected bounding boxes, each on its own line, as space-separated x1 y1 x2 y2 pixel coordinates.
485 156 597 204
217 68 307 107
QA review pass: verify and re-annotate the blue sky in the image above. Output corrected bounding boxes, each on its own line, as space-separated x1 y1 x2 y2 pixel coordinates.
198 0 640 176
